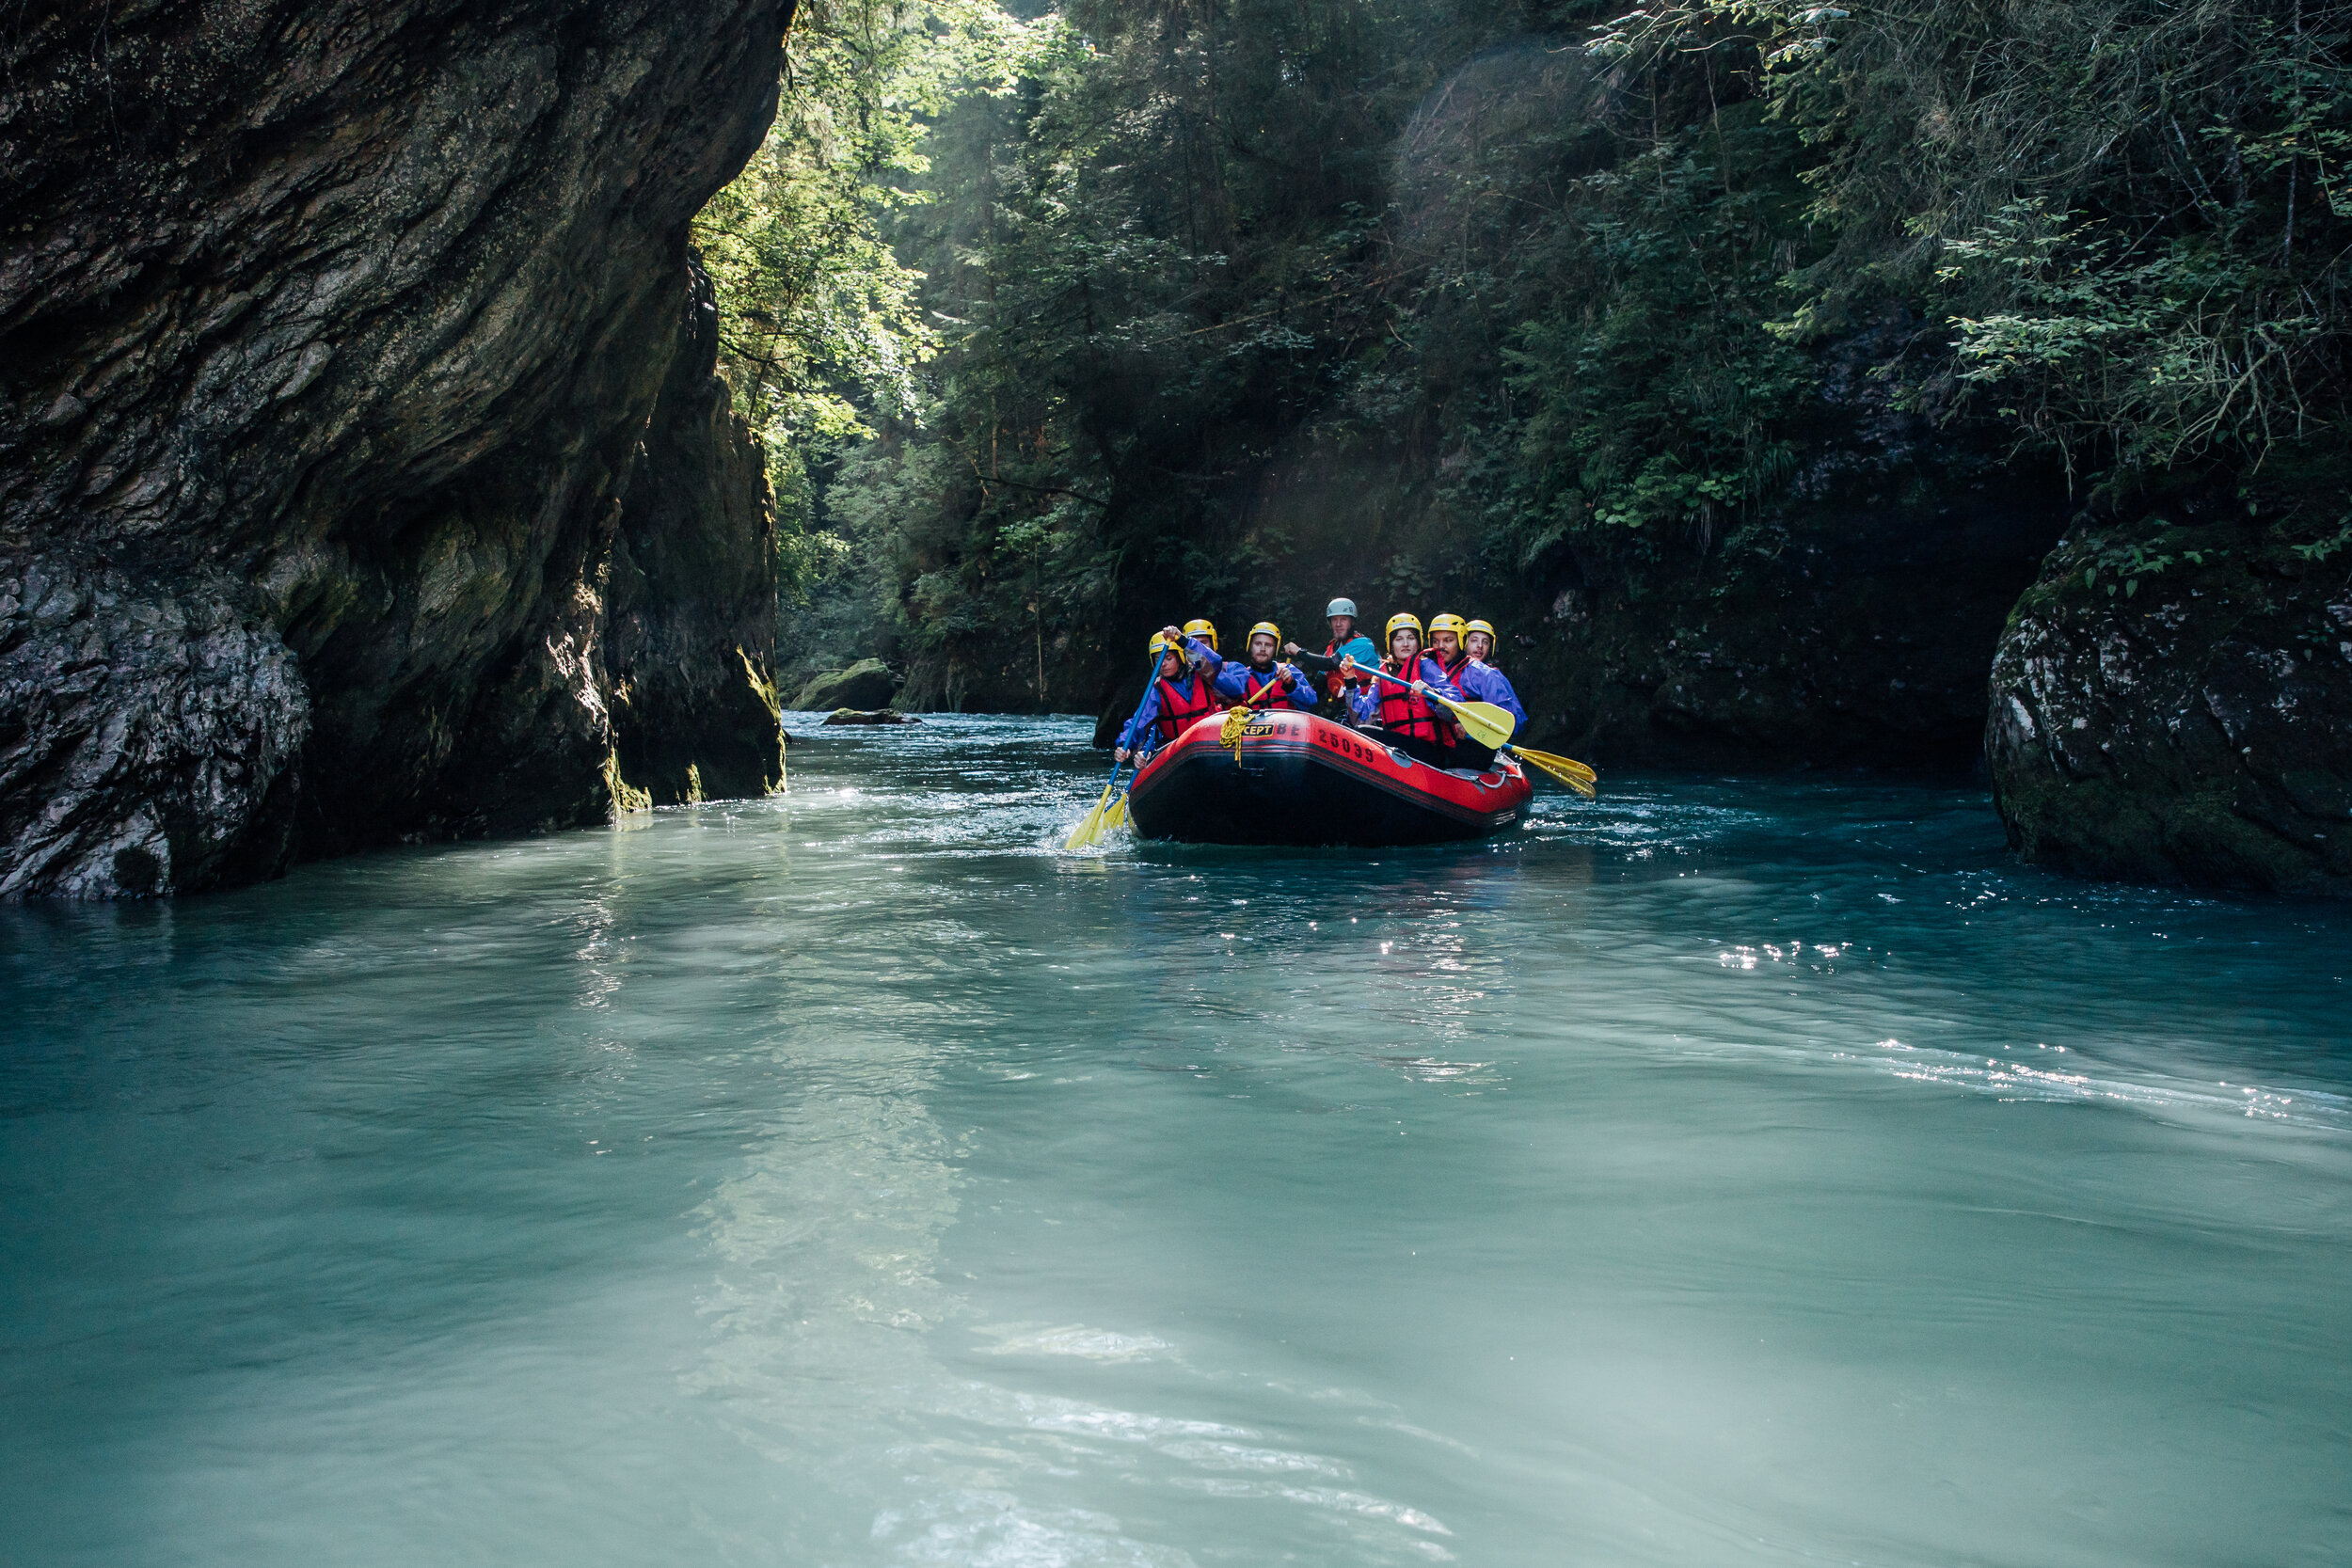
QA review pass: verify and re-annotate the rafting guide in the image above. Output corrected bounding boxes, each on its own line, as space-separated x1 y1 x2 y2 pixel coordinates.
1067 598 1597 850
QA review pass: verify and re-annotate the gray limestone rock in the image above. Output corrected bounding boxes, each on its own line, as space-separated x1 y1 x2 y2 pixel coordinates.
1988 515 2352 895
0 552 308 895
0 0 794 895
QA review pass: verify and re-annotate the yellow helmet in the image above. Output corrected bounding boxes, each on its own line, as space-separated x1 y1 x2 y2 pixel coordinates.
1247 621 1280 644
1466 618 1497 640
1427 612 1468 641
1385 611 1423 646
1183 617 1218 651
1149 632 1175 657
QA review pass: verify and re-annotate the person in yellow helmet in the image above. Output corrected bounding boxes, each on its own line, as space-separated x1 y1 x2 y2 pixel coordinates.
1426 613 1470 680
1115 631 1223 762
1429 614 1527 768
1342 612 1463 768
1215 621 1316 709
1182 618 1219 654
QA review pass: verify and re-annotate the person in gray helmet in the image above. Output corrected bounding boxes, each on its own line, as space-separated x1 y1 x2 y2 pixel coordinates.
1284 596 1378 712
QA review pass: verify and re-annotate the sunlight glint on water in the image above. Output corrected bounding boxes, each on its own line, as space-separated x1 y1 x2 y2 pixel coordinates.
3 715 2347 1566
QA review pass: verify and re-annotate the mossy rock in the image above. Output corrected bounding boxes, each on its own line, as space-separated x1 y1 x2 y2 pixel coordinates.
820 707 920 726
791 658 898 712
1987 505 2352 895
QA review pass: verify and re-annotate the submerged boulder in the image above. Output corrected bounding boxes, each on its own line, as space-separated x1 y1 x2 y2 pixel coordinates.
821 708 919 726
1987 513 2352 895
793 658 899 712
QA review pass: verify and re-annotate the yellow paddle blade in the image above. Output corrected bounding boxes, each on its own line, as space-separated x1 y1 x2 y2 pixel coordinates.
1510 745 1597 799
1431 693 1518 750
1104 793 1131 832
1065 780 1116 848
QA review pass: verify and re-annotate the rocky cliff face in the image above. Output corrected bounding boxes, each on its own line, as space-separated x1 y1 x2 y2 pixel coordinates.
1988 505 2352 895
0 0 791 895
606 262 783 805
1513 490 2063 773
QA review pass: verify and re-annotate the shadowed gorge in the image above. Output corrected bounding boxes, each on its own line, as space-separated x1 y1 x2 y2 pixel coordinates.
4 10 2351 1561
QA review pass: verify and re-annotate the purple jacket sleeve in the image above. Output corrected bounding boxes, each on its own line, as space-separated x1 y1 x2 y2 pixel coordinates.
1118 683 1163 751
1456 660 1527 725
1346 659 1454 719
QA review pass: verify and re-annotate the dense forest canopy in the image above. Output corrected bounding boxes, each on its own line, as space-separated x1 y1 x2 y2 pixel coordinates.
695 0 2351 721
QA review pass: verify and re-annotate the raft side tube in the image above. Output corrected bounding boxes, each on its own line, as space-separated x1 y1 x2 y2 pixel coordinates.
1126 710 1530 847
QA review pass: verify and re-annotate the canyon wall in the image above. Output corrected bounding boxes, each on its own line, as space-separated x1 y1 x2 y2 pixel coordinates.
1988 499 2352 895
0 0 791 895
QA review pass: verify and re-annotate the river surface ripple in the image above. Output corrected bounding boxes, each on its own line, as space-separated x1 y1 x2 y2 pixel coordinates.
4 714 2348 1567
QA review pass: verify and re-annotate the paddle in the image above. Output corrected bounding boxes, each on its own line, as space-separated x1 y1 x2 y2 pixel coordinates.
1215 662 1314 750
1343 657 1519 752
1065 757 1130 849
1342 656 1597 797
1073 656 1315 847
1504 743 1598 800
1067 654 1166 849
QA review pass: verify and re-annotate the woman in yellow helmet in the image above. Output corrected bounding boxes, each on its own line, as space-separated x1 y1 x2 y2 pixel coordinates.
1343 612 1464 768
1214 622 1316 709
1115 630 1224 762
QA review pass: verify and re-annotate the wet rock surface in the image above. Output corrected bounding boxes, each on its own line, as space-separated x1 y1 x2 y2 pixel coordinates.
607 265 782 805
821 708 919 726
1488 336 2074 773
0 0 792 895
1988 515 2352 895
0 550 308 895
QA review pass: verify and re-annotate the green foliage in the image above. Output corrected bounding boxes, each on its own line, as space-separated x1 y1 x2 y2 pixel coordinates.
1483 121 1818 563
692 0 1045 447
1601 0 2352 476
700 0 2352 709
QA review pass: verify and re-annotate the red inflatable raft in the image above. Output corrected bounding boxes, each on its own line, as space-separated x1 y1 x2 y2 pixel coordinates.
1125 708 1533 847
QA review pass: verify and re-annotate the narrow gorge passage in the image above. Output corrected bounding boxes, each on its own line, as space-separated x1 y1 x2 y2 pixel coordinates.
4 4 2349 1565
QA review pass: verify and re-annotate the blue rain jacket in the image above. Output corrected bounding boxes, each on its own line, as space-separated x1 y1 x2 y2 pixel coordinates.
1117 636 1225 752
1215 660 1318 710
1320 632 1379 702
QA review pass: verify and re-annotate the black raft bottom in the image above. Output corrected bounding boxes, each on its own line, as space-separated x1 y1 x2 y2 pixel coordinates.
1127 742 1518 847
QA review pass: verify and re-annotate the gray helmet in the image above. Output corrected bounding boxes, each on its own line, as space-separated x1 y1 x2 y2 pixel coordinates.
1325 597 1358 619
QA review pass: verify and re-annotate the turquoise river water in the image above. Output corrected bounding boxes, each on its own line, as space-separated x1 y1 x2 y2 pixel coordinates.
3 715 2348 1567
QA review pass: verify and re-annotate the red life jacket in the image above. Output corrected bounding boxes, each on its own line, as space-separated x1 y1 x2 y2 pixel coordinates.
1237 665 1297 705
1323 641 1367 701
1152 672 1222 745
1376 657 1448 742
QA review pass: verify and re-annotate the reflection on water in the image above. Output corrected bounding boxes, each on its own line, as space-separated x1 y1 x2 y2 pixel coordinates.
3 714 2348 1566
